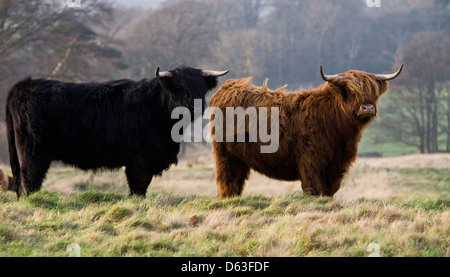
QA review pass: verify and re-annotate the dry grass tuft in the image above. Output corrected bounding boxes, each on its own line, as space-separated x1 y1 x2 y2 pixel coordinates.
0 153 448 257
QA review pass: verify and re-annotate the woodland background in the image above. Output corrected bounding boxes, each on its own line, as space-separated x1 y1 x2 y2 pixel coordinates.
0 0 450 162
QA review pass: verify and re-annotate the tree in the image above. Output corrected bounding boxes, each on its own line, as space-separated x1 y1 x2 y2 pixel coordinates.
0 0 126 163
210 29 270 83
206 0 268 83
122 0 221 79
0 0 124 83
376 32 450 153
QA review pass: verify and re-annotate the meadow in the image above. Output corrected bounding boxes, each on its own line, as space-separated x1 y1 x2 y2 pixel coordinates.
0 147 449 257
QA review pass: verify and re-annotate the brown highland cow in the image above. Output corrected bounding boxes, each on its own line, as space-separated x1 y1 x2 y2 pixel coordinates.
0 168 13 192
210 64 403 197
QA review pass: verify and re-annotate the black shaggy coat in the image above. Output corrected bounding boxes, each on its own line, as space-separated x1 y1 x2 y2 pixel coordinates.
6 66 221 196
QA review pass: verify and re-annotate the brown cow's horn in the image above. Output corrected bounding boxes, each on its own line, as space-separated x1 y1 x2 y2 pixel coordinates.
202 70 229 77
155 67 172 78
374 64 404 81
320 65 342 82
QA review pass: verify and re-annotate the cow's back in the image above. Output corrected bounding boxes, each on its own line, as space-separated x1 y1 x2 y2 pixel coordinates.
211 78 289 109
210 78 302 181
6 78 174 170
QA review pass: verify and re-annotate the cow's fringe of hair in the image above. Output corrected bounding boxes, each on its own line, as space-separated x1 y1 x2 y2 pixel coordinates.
210 70 390 197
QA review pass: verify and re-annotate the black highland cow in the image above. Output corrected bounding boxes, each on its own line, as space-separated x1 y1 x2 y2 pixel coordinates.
6 65 228 197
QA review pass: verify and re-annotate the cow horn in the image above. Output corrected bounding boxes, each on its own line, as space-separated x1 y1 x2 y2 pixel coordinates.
374 64 404 81
202 70 229 77
155 67 172 78
320 65 342 82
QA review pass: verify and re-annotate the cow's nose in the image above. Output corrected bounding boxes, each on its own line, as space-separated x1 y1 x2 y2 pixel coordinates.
358 104 376 118
362 104 374 113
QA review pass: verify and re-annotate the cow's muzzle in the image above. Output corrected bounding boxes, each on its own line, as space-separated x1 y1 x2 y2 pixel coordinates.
357 104 376 118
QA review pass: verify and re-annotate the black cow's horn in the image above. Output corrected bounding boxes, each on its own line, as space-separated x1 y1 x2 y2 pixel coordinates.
374 64 404 81
202 70 229 77
320 65 342 82
155 67 172 78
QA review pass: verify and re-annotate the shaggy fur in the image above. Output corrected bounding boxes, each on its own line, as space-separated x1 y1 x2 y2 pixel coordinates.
210 69 393 197
6 65 222 197
0 168 13 191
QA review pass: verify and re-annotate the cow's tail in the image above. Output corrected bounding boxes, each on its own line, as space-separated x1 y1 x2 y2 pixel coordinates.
5 101 22 198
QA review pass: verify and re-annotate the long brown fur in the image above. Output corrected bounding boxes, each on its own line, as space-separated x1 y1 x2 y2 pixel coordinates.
210 70 390 197
0 168 13 192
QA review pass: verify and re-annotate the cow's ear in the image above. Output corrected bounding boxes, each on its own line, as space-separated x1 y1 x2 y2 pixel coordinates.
340 86 350 101
328 81 349 100
155 67 178 94
204 76 219 91
202 70 229 90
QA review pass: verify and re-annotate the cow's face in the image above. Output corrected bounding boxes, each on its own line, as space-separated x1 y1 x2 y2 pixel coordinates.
156 66 228 115
320 64 403 123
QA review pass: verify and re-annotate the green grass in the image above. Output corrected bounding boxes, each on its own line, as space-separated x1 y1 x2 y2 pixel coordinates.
390 168 450 197
358 127 419 156
0 159 449 257
0 188 448 257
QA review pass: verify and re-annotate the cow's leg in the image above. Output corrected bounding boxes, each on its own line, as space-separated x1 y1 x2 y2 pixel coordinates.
125 165 153 196
322 163 346 196
20 151 51 195
213 142 250 198
298 163 324 196
322 177 343 197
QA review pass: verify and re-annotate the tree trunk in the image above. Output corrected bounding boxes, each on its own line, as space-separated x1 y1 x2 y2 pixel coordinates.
419 124 426 154
424 91 431 153
431 100 439 153
430 81 439 153
418 87 427 153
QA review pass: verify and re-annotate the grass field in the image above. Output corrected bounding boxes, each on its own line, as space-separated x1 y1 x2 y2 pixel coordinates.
357 126 419 157
0 151 449 257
